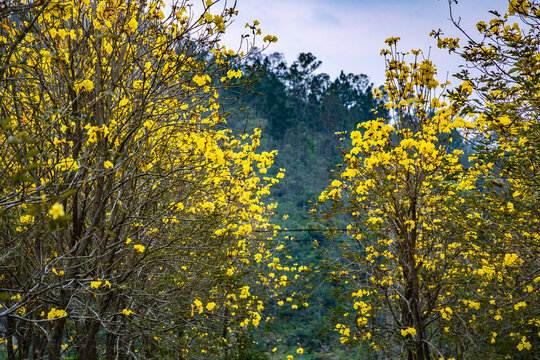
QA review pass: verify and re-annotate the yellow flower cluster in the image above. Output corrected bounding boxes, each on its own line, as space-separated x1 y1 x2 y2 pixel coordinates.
47 308 67 319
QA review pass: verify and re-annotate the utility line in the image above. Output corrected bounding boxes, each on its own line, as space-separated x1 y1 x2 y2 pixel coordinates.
254 228 347 233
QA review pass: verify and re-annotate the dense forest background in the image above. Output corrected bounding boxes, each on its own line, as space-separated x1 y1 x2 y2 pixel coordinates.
231 51 381 225
223 51 387 358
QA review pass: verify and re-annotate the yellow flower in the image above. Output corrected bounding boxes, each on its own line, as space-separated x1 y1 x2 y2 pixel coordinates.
203 13 213 22
263 34 278 43
498 115 511 126
517 336 531 351
55 157 79 171
441 307 453 320
461 81 473 95
52 268 64 277
503 253 520 267
401 327 417 337
74 79 93 93
20 214 34 223
226 69 242 79
193 299 203 314
90 281 102 288
104 160 114 169
296 347 303 354
506 202 515 212
206 302 216 311
128 17 138 32
104 42 113 54
119 98 129 107
48 203 65 219
193 74 211 86
47 308 67 319
122 309 133 316
467 301 480 310
514 301 527 310
133 244 145 253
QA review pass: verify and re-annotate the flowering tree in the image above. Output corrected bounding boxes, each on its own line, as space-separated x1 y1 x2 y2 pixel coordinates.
0 0 289 359
316 38 478 359
433 0 540 356
317 14 540 357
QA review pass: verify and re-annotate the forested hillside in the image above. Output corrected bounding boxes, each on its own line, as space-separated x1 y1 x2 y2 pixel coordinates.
228 51 382 227
224 51 386 358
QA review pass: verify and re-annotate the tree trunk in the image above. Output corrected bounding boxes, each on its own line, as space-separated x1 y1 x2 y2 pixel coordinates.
403 268 430 360
106 331 116 360
48 317 66 360
6 315 15 360
76 320 99 360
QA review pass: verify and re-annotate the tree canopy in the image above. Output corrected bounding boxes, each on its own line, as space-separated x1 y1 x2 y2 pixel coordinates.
317 1 540 359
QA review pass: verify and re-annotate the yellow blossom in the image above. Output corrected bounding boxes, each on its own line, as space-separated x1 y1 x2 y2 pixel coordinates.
48 203 65 219
401 327 417 337
206 302 216 311
127 17 138 32
47 308 67 319
133 244 145 253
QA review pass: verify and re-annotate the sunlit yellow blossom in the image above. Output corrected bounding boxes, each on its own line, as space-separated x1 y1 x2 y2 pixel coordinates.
133 244 145 253
206 302 216 311
127 17 138 31
48 203 65 219
503 253 520 267
401 327 417 337
47 308 67 319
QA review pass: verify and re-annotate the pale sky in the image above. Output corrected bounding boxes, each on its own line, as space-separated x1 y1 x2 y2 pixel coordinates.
219 0 508 87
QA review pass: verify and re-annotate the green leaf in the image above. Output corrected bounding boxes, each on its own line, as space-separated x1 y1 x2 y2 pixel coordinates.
25 148 40 159
19 175 35 184
8 135 22 144
27 204 43 215
24 163 40 172
47 220 58 232
60 189 78 199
